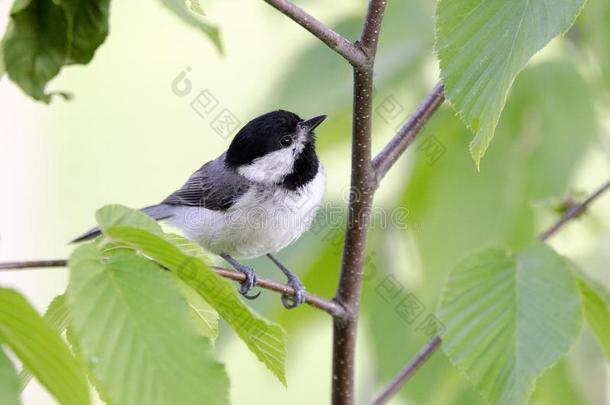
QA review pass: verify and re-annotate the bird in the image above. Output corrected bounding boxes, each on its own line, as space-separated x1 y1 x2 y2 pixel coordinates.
72 110 327 309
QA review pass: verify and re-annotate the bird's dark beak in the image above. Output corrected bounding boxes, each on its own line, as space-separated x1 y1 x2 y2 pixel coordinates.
301 115 327 132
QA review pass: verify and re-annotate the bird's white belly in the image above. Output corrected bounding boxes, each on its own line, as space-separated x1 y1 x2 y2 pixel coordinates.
167 167 325 258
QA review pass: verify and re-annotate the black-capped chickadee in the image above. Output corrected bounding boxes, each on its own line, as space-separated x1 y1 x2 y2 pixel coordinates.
73 110 327 309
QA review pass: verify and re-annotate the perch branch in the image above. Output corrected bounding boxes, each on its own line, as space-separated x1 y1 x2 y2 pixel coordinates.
0 260 345 318
262 0 368 66
371 176 610 404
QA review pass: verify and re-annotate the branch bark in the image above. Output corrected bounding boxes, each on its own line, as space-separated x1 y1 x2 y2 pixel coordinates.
538 178 610 242
372 176 610 404
262 0 368 66
372 82 445 185
372 336 442 405
0 260 345 318
331 1 388 404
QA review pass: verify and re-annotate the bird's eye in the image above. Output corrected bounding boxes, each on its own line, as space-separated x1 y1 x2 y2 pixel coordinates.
280 135 293 147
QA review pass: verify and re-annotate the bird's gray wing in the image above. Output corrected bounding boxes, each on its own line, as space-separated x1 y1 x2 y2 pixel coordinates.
162 153 250 210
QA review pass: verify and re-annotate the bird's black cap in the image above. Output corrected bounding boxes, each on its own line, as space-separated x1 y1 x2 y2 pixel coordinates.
225 110 312 168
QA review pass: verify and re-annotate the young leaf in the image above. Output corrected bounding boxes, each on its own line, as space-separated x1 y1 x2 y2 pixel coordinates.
0 288 89 405
159 0 222 53
19 294 71 388
435 0 587 166
438 244 582 405
67 244 230 405
576 273 610 360
94 207 288 386
0 347 21 405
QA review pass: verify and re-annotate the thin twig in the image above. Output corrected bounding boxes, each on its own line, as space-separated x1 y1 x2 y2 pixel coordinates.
372 82 445 185
372 336 442 405
538 178 610 242
262 0 368 66
0 260 67 270
371 176 610 404
0 260 345 318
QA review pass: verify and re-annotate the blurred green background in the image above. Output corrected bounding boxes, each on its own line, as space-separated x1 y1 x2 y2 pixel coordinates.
1 0 609 404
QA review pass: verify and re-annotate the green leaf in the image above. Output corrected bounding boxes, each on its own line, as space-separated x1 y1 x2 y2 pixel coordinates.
389 62 595 404
160 0 222 53
63 325 114 405
176 278 219 342
95 204 164 237
59 0 110 64
11 0 32 14
438 244 582 405
0 347 21 405
19 294 70 388
530 360 588 405
166 233 212 263
2 0 110 102
577 0 610 92
0 288 89 405
101 220 288 385
0 36 5 79
398 61 595 308
67 244 229 405
2 0 69 102
576 273 610 360
435 0 587 166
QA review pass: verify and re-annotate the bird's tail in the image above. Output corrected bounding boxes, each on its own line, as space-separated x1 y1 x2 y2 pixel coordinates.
70 204 175 243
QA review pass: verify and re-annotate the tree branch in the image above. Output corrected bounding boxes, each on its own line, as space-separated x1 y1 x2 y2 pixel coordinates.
331 1 388 404
371 176 610 404
538 177 610 242
262 0 368 66
372 82 445 185
0 260 67 270
213 267 345 317
0 260 345 318
372 336 442 405
359 0 387 58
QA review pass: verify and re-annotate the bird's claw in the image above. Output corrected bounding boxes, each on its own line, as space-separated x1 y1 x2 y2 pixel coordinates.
242 290 261 300
281 276 306 309
236 265 260 299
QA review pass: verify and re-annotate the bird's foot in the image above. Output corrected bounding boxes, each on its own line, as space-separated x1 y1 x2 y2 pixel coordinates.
235 264 260 299
281 275 306 309
221 254 261 300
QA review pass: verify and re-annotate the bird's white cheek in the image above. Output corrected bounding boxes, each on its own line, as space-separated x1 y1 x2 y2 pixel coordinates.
238 147 295 183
